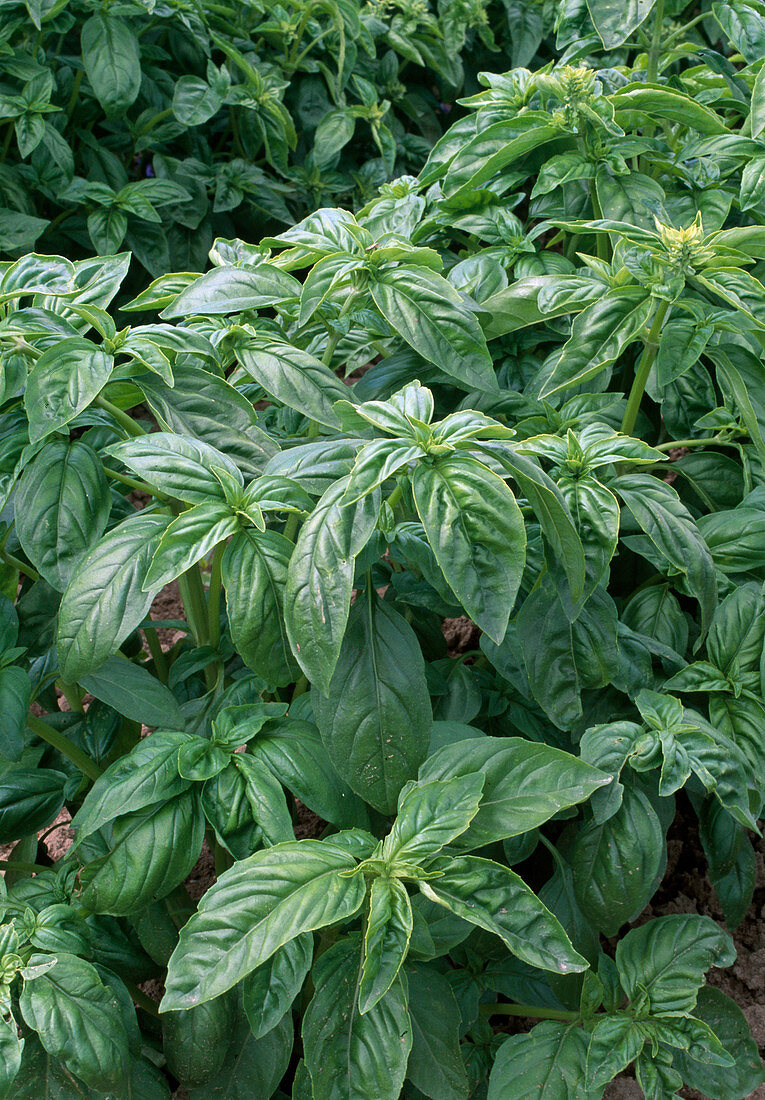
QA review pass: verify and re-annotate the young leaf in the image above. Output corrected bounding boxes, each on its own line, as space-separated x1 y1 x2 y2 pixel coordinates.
358 877 413 1013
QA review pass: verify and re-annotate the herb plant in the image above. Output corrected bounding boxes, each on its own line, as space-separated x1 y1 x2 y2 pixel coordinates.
2 1 765 1097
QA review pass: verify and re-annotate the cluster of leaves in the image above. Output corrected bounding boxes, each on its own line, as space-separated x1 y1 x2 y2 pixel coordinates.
0 0 546 278
4 0 765 1097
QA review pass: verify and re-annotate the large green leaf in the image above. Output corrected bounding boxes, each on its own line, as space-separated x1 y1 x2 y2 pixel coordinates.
672 986 765 1098
412 455 525 644
162 992 237 1089
161 839 367 1009
57 511 170 683
243 933 313 1039
143 503 239 590
222 529 300 687
24 338 113 443
539 288 651 399
80 656 185 730
421 854 588 974
14 441 110 591
571 786 664 936
161 265 300 317
284 477 380 693
616 914 735 1016
302 938 412 1100
381 774 484 864
105 432 242 505
237 337 349 429
79 790 204 915
19 953 130 1090
487 1023 594 1100
139 366 278 479
0 767 67 844
314 592 432 814
187 1014 293 1100
418 737 608 849
371 267 497 394
586 0 656 47
405 962 469 1100
81 14 141 115
0 666 31 761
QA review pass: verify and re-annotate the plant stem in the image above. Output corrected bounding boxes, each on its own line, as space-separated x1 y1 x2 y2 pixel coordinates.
322 289 359 367
56 679 84 713
479 1003 579 1021
621 297 670 437
1 551 39 581
646 0 665 84
144 625 168 683
27 715 102 782
65 68 83 120
387 483 403 511
102 465 167 499
178 566 210 649
283 512 300 542
94 395 146 438
207 541 225 652
655 435 737 452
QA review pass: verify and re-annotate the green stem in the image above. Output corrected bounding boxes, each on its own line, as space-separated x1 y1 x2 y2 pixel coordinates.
144 625 168 683
27 715 102 782
322 289 359 367
480 1003 580 1021
0 124 13 165
102 465 167 499
137 106 173 136
621 298 670 437
589 181 609 261
1 551 39 581
56 680 84 713
655 435 737 452
94 395 146 438
283 512 300 543
65 68 83 121
387 483 403 511
178 566 210 649
664 10 711 47
646 0 665 84
207 542 225 652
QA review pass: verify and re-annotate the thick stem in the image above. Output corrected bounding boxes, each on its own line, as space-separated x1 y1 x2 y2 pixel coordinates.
207 541 225 652
56 679 84 713
655 435 736 452
1 552 39 581
27 715 102 782
646 0 666 85
621 298 670 437
178 566 210 649
102 465 167 499
94 395 146 438
283 512 300 543
479 1003 580 1021
144 626 168 683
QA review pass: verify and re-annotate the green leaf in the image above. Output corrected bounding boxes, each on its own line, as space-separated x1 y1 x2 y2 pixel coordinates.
302 938 412 1100
405 962 469 1100
14 440 110 591
144 503 239 590
161 265 300 317
172 76 226 128
71 730 193 846
0 1013 23 1095
443 114 560 200
79 790 204 914
672 986 765 1098
371 268 497 394
487 1022 594 1100
616 914 735 1016
24 338 113 443
418 736 608 849
0 666 31 761
481 275 602 339
586 0 656 48
314 591 432 815
0 767 67 844
81 14 141 116
162 992 237 1089
381 774 484 865
106 432 243 505
421 854 588 974
80 656 185 730
19 953 130 1090
615 473 717 633
187 1013 293 1100
585 1015 644 1088
233 752 294 845
57 511 170 683
237 336 349 430
412 455 525 644
243 933 313 1039
713 0 765 62
139 365 278 479
358 877 413 1013
610 84 729 135
540 288 651 399
161 839 367 1010
313 109 356 167
222 530 300 687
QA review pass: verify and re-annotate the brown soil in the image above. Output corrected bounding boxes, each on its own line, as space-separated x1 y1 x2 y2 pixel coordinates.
442 615 481 657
